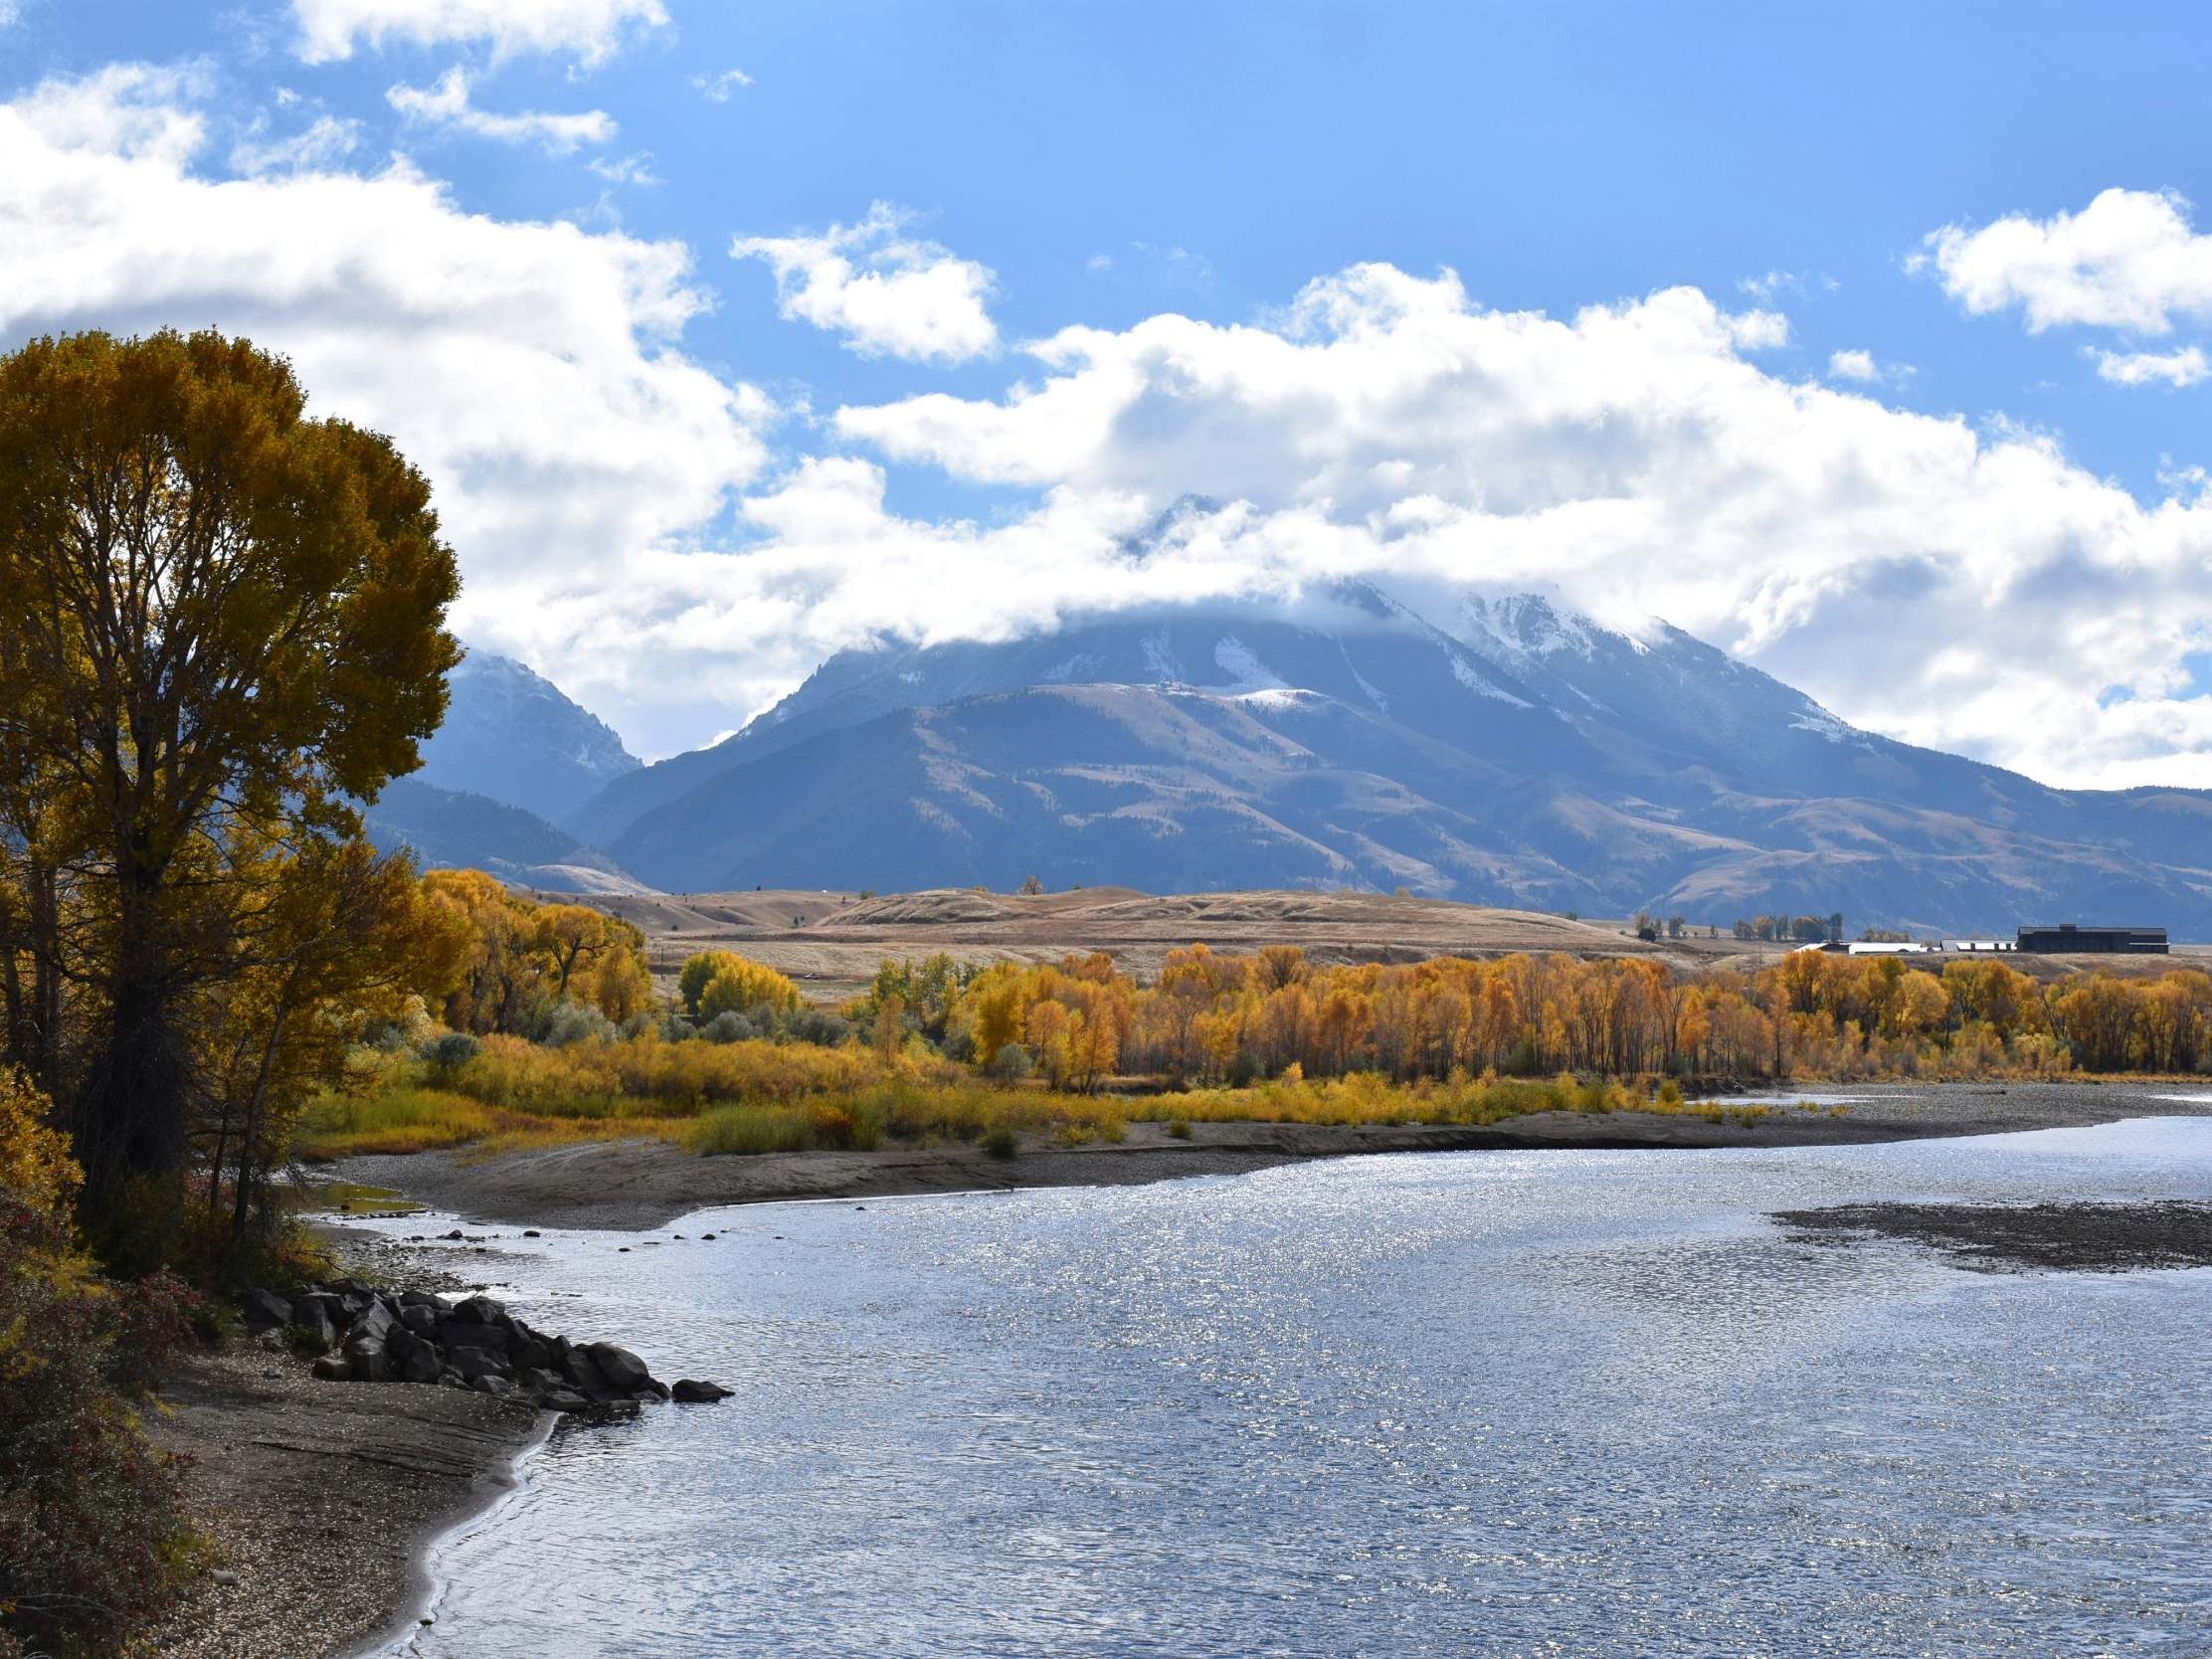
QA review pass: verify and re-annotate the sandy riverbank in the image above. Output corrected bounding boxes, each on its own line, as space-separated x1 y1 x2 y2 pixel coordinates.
336 1079 2212 1231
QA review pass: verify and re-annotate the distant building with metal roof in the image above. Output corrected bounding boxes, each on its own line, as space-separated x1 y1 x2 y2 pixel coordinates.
2014 924 2167 954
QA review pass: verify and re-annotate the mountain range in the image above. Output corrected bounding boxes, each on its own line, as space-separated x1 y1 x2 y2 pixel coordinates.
364 589 2212 936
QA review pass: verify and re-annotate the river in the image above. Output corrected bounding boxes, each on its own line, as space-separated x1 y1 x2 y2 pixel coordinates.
364 1113 2212 1657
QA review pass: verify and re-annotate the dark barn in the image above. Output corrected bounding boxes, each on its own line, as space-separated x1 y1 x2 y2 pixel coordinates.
2014 923 2169 954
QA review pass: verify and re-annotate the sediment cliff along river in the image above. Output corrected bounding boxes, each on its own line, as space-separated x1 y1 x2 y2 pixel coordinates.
367 1112 2212 1658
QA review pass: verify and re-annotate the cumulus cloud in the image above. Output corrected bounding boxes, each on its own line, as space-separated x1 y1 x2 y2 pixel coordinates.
731 202 999 363
290 0 667 65
0 59 768 750
1919 187 2212 334
387 67 614 155
12 63 2212 785
818 264 2212 790
2092 344 2209 389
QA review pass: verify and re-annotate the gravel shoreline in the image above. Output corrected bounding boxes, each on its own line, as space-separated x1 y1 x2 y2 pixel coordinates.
145 1334 544 1659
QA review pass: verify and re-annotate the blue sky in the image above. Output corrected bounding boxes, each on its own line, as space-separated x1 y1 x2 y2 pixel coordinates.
4 0 2212 777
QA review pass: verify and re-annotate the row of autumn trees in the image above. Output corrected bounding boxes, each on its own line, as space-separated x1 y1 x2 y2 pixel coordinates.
857 943 2212 1089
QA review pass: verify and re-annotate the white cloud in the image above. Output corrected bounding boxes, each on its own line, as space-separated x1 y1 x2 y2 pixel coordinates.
588 151 659 187
2092 344 2209 389
691 68 752 101
811 264 2212 790
0 60 768 758
13 64 2212 785
291 0 667 65
1919 187 2212 334
1739 269 1837 303
229 111 362 175
387 67 614 155
1825 347 1913 385
731 202 999 364
12 60 211 165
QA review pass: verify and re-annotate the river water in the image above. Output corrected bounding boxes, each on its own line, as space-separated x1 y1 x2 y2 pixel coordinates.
367 1114 2212 1658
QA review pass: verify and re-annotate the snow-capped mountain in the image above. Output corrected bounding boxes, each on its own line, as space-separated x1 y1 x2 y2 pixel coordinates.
558 584 2212 933
415 651 642 825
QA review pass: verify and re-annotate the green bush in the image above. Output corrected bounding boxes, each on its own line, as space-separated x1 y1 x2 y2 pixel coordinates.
982 1126 1021 1160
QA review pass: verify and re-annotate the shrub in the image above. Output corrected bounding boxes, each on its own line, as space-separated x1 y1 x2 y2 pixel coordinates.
533 1001 616 1048
700 1009 772 1044
982 1126 1020 1160
1166 1119 1194 1140
985 1042 1032 1081
420 1030 480 1080
0 1072 197 1659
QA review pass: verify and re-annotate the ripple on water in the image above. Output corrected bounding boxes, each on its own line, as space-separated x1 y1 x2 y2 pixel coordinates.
377 1114 2212 1659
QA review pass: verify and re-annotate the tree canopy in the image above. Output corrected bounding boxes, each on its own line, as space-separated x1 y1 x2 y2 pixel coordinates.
0 329 461 1245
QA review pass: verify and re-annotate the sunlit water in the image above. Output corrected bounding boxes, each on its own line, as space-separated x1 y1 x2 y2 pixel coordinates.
363 1115 2212 1658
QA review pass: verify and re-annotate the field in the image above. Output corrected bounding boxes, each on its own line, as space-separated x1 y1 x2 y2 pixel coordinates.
531 883 2212 1006
539 885 1801 1004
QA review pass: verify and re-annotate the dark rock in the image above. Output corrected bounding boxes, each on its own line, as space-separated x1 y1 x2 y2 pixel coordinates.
401 1304 439 1337
240 1287 292 1327
559 1348 606 1393
584 1343 650 1391
451 1347 511 1383
398 1290 449 1312
399 1343 444 1383
293 1290 346 1325
522 1229 541 1237
444 1228 464 1240
310 1356 352 1382
509 1338 551 1372
516 1366 561 1395
439 1371 469 1388
290 1303 338 1354
542 1389 592 1412
671 1379 732 1402
472 1374 512 1397
440 1321 509 1356
453 1294 506 1325
700 1232 716 1240
345 1300 396 1348
342 1336 390 1383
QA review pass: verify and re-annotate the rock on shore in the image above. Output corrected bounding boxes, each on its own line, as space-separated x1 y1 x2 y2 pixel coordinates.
241 1280 725 1412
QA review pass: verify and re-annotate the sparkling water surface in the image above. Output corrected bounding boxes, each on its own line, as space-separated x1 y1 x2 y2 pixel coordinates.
365 1114 2212 1658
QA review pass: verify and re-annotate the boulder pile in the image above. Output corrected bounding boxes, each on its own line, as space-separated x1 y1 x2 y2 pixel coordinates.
241 1281 731 1412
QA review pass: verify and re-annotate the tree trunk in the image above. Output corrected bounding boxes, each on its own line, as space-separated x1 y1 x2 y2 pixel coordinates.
74 872 188 1207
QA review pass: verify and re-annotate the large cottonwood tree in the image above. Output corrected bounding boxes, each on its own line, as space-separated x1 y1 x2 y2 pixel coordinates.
0 330 461 1221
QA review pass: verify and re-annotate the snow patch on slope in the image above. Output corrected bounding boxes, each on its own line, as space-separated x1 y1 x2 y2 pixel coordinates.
1212 636 1289 691
1448 652 1535 707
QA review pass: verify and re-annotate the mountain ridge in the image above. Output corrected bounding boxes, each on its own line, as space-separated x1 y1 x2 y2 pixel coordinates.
519 585 2212 934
